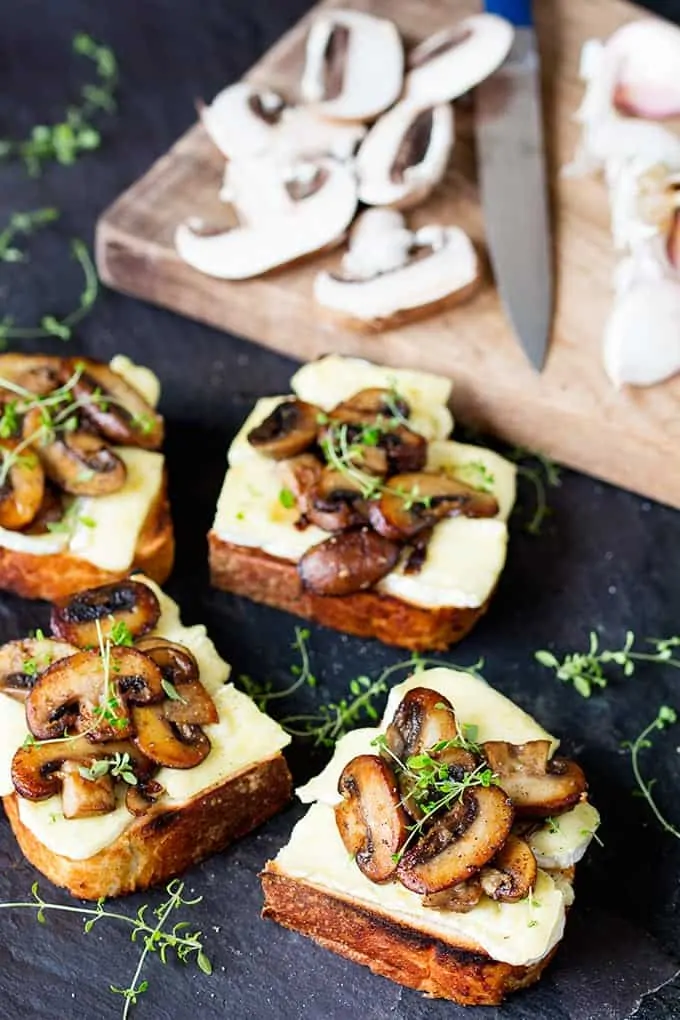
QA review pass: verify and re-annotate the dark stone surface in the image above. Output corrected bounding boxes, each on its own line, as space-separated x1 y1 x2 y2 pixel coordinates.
1 0 680 1017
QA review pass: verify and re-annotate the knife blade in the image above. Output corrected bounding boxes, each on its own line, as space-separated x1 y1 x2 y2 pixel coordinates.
474 0 552 371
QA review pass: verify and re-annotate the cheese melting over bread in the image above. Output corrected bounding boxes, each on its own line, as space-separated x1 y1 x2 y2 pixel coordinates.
0 578 290 860
275 668 599 968
0 357 164 571
215 357 516 610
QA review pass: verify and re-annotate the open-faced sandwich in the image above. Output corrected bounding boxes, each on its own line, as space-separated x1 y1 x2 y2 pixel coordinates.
0 354 173 600
0 575 292 899
262 667 600 1005
209 355 515 651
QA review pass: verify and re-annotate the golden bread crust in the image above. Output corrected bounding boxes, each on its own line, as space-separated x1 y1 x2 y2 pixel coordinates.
208 532 488 652
261 864 557 1005
4 753 292 900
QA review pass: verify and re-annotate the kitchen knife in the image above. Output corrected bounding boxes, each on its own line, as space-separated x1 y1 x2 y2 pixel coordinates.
474 0 552 371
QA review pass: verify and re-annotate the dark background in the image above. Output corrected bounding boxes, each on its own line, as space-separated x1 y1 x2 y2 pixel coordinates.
1 1 680 1018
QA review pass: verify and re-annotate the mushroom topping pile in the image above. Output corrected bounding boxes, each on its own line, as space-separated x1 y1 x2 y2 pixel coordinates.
6 579 219 820
180 10 512 307
334 687 588 912
0 354 163 537
246 386 499 597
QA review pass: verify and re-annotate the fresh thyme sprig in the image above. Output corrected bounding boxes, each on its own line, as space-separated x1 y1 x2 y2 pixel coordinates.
79 750 138 785
535 630 680 698
239 626 317 711
504 445 561 535
0 208 60 263
622 706 679 840
0 879 211 1017
0 33 118 176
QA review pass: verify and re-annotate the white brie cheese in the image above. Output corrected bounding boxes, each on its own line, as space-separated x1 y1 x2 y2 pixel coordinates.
109 355 161 409
528 801 601 869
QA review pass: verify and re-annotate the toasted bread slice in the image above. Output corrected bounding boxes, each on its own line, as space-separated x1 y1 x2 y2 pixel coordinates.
209 533 488 652
0 477 174 601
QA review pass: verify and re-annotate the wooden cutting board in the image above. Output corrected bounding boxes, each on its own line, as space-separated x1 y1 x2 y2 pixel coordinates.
96 0 680 509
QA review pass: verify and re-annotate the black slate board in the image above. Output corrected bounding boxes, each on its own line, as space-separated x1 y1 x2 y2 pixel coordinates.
1 1 680 1018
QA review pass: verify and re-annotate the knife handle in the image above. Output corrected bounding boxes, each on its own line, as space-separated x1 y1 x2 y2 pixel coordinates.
484 0 533 27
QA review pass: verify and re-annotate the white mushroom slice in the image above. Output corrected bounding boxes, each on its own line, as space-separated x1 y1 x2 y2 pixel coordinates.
404 14 513 107
355 102 453 210
176 157 357 280
603 275 680 387
314 209 478 324
200 82 288 160
300 9 404 121
604 20 680 120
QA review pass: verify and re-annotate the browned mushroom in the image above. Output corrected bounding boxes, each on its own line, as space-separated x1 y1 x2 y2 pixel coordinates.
63 358 163 450
335 754 409 883
136 638 218 726
59 761 117 818
369 472 499 540
247 399 322 460
11 735 153 804
25 648 165 742
298 527 400 596
397 786 514 894
24 409 127 496
126 777 165 816
132 703 212 768
423 877 483 913
51 579 161 648
0 354 63 398
479 834 537 903
311 471 369 532
22 484 67 535
329 388 410 426
483 740 587 817
0 439 45 530
0 637 79 702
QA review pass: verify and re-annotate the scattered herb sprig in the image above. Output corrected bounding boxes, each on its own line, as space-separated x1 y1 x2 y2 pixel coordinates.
0 33 118 176
79 750 138 785
0 879 211 1018
505 445 562 535
239 626 317 711
622 706 679 840
535 630 680 698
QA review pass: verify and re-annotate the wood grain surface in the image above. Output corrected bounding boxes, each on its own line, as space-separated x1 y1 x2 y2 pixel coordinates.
96 0 680 509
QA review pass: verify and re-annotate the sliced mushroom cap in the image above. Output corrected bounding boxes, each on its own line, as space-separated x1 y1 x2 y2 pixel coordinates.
132 703 212 769
25 648 164 742
63 358 163 450
51 579 161 648
0 354 63 398
307 467 369 532
335 754 409 883
423 877 482 913
483 740 587 817
404 14 514 106
0 637 79 702
247 399 322 460
329 388 411 425
0 439 45 530
386 687 458 762
397 785 514 894
11 735 153 802
200 81 288 160
480 834 537 903
24 409 127 497
126 777 165 816
369 471 499 541
356 102 453 209
301 10 404 121
298 528 400 596
59 762 116 819
176 157 358 280
137 638 217 726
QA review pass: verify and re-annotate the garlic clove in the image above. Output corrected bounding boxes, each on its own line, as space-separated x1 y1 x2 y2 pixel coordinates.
607 20 680 120
603 276 680 388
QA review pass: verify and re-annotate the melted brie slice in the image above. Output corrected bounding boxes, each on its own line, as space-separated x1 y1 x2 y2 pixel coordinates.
2 579 290 860
279 667 599 968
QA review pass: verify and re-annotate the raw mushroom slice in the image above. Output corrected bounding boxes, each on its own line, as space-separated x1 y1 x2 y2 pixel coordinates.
404 14 514 107
479 834 537 902
298 527 400 596
355 103 454 209
369 471 499 541
301 9 404 121
397 785 514 894
335 754 409 883
25 647 165 742
200 82 289 160
51 579 162 648
176 156 358 280
247 399 322 460
0 637 78 702
483 740 587 817
63 358 164 450
0 439 45 530
603 275 680 387
315 210 479 328
23 408 127 497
